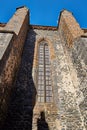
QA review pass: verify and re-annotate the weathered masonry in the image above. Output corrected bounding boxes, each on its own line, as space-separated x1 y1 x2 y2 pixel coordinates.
0 6 87 130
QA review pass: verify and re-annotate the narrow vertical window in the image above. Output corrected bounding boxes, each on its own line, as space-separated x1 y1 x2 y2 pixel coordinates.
37 41 53 103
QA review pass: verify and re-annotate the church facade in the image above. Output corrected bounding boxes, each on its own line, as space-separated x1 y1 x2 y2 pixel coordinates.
0 6 87 130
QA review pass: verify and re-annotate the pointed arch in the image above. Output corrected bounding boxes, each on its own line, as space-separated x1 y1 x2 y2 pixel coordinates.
33 37 56 103
33 37 56 68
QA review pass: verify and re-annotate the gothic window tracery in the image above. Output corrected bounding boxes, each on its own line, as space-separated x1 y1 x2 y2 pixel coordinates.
37 41 53 103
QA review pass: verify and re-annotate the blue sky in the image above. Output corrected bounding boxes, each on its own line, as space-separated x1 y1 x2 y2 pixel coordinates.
0 0 87 28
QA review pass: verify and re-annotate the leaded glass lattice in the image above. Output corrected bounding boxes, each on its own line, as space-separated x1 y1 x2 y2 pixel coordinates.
37 42 53 103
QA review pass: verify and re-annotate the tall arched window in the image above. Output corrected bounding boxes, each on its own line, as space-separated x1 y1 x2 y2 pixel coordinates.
37 41 53 103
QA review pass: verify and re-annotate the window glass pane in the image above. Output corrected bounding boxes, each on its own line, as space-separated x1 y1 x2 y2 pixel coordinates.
37 42 53 103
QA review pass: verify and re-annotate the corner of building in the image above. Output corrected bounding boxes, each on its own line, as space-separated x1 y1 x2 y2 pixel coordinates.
58 9 84 47
0 6 29 127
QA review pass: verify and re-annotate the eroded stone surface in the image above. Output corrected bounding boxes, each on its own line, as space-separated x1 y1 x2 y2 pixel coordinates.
0 7 29 127
2 31 36 130
32 29 86 130
0 33 13 60
2 28 87 130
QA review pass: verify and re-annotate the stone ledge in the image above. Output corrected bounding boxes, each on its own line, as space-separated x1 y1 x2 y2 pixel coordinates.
16 6 27 10
81 33 87 37
0 29 15 34
82 28 87 33
29 25 57 31
0 23 6 27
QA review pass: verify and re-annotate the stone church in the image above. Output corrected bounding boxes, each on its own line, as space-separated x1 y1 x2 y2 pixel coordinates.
0 6 87 130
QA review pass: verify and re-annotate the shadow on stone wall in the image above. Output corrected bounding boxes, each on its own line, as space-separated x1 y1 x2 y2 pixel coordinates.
37 111 49 130
2 29 37 130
